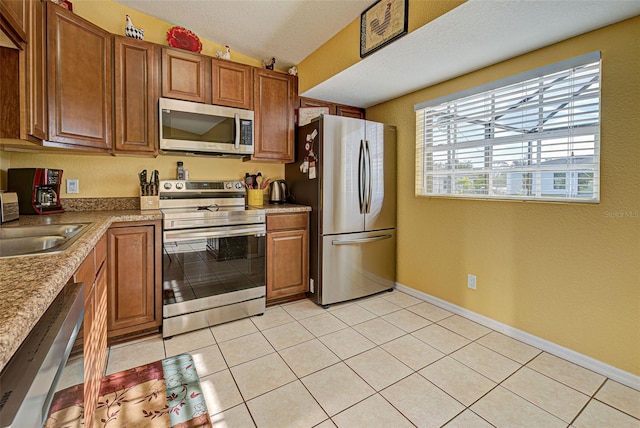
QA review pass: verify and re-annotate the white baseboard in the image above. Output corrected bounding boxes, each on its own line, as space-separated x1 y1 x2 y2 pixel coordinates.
395 282 640 391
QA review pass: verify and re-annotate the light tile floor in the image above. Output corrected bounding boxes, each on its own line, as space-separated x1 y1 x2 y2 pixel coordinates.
92 290 640 427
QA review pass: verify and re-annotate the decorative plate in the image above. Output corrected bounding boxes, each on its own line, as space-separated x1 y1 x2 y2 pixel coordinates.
166 26 202 53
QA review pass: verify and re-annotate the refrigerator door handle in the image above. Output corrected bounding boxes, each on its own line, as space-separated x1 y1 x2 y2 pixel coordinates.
365 140 372 213
358 140 365 213
331 234 393 245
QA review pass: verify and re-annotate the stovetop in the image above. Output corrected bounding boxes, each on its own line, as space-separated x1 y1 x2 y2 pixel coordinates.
159 180 265 229
159 179 246 210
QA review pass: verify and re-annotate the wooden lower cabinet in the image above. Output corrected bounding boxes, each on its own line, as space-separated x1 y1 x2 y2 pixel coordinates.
72 233 107 428
107 221 161 341
266 212 309 303
83 263 107 428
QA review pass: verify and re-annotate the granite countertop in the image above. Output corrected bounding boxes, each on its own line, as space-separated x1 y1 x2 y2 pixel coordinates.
258 203 311 214
0 203 309 372
0 210 162 372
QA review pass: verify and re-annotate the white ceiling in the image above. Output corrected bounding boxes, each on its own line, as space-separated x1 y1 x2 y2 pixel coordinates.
114 0 373 68
115 0 640 109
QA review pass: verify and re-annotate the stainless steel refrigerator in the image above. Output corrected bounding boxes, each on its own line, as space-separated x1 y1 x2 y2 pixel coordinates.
285 114 396 306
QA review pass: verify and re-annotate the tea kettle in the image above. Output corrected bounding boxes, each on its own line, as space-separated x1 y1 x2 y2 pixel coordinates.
269 180 288 204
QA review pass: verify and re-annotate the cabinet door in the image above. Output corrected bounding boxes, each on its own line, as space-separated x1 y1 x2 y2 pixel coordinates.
84 262 107 427
212 58 252 109
107 225 156 335
82 279 97 427
94 261 108 378
26 0 46 141
335 104 365 119
266 228 309 300
253 69 297 162
0 0 28 43
161 47 210 103
0 46 20 139
299 97 335 115
46 3 112 150
113 36 158 154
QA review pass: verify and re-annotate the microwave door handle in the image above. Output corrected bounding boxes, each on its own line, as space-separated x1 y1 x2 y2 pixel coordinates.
234 113 240 149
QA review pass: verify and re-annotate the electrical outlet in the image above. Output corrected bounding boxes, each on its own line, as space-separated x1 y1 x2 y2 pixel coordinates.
66 179 79 194
467 274 477 290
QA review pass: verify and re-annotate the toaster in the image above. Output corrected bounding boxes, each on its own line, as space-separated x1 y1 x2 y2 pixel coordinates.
0 192 19 223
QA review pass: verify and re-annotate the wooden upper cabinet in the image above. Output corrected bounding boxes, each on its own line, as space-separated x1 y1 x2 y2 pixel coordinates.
335 103 365 119
212 58 252 110
299 97 335 114
113 36 158 155
0 0 28 43
46 3 112 151
253 68 297 162
299 97 365 119
27 0 46 141
161 47 210 103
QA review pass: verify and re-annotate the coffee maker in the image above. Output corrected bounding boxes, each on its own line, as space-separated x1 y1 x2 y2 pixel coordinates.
8 168 65 214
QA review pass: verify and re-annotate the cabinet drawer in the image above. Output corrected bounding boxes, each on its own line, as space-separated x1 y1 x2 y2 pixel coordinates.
267 212 308 231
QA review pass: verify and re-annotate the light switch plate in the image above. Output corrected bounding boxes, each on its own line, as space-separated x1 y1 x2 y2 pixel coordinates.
66 179 79 194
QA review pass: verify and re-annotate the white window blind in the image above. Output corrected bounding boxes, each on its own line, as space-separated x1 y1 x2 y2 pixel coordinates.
415 52 601 202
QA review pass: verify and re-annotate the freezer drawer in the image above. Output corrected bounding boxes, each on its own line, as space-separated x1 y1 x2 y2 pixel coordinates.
320 229 396 306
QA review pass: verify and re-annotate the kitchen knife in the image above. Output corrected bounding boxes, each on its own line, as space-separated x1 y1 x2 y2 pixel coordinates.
139 169 147 186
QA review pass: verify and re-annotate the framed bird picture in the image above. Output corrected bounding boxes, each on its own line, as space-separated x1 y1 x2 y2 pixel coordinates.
360 0 408 58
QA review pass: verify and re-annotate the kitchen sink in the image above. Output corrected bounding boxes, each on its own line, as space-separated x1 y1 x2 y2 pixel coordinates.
0 223 90 258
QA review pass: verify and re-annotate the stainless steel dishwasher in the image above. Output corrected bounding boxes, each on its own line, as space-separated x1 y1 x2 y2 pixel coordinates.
0 282 84 428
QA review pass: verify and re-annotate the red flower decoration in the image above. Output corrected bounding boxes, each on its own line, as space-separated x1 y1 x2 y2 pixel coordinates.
166 26 202 53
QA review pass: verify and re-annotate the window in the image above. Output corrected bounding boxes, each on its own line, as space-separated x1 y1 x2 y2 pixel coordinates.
553 173 567 190
415 52 601 202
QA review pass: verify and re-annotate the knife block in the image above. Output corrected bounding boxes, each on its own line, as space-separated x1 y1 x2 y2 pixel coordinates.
139 194 159 210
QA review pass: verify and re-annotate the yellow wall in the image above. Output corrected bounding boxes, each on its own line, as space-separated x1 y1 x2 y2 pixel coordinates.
298 0 466 94
3 0 282 195
72 0 261 67
366 16 640 375
8 152 282 197
0 151 8 189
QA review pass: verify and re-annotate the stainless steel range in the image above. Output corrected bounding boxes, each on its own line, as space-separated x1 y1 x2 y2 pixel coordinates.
160 180 266 338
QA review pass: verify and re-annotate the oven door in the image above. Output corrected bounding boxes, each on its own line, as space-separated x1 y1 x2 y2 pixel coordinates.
162 224 266 338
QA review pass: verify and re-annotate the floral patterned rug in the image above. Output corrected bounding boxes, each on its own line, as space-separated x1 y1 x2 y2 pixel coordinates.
45 353 212 427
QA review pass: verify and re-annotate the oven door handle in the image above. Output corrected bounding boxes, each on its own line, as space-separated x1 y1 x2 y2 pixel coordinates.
164 224 266 242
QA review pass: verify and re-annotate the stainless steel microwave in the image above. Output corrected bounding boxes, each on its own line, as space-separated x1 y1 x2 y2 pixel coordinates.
159 97 254 156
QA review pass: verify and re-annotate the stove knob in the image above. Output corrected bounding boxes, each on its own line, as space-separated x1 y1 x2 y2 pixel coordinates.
176 182 184 190
163 182 172 190
225 182 233 189
235 182 243 189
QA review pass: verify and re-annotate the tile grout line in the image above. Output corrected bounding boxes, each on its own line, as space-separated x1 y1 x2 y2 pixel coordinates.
103 291 638 427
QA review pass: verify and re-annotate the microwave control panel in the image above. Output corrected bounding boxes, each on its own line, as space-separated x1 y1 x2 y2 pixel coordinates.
240 120 253 146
